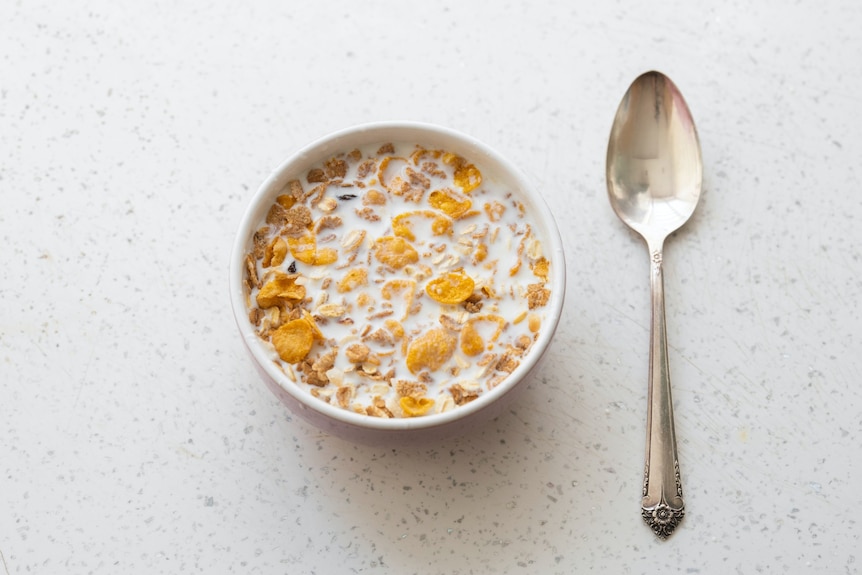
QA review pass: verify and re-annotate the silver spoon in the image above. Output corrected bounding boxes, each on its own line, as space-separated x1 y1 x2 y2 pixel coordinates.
606 71 703 539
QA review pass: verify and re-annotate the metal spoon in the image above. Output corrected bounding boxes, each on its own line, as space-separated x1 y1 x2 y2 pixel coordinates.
605 71 703 539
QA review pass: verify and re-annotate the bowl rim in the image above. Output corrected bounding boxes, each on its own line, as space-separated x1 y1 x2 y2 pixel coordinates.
229 120 566 431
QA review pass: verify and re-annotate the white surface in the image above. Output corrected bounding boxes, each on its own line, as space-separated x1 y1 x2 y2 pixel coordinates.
2 1 860 573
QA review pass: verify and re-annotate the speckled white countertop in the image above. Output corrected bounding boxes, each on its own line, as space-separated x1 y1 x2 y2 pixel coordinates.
2 1 861 573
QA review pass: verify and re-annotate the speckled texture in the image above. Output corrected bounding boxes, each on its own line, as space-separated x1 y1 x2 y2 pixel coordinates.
2 1 861 572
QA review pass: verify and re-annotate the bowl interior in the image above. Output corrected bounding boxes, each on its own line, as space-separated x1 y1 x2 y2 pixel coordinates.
230 121 565 432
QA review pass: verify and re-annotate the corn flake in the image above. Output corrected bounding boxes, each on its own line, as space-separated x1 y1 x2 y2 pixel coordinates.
263 236 288 268
484 201 506 222
276 194 297 210
302 309 325 340
356 292 374 308
454 165 482 193
460 314 506 355
473 243 488 263
425 270 475 304
399 396 435 417
256 272 306 309
381 279 415 299
337 267 368 293
372 236 419 269
428 188 473 219
384 318 405 339
459 322 484 356
271 318 314 363
287 233 317 264
381 279 416 320
313 247 338 265
406 328 457 373
363 189 387 206
392 210 452 241
288 232 338 265
442 154 482 193
376 156 408 189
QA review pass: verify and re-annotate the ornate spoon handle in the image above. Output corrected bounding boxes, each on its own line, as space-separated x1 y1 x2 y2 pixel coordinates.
641 246 685 539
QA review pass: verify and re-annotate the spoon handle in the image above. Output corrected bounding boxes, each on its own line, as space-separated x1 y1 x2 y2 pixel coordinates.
642 247 685 539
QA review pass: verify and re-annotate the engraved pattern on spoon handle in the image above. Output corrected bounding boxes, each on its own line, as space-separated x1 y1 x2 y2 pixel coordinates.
642 247 685 539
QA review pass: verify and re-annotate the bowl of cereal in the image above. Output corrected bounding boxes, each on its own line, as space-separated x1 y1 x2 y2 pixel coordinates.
230 121 565 443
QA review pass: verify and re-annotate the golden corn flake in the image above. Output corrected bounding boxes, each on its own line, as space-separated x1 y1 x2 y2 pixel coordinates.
509 259 522 276
399 396 435 417
453 164 482 193
440 153 482 193
271 238 289 267
410 146 441 166
287 233 338 266
425 270 475 304
428 188 473 219
363 189 387 206
384 318 404 339
372 236 419 269
381 279 416 300
337 267 368 293
531 257 550 281
392 210 452 241
271 318 314 363
376 156 408 189
471 314 506 341
313 248 338 265
287 233 317 264
459 322 484 356
387 176 425 202
441 152 460 167
473 243 488 263
356 292 374 308
302 309 325 340
276 194 297 210
263 236 288 268
406 328 457 373
256 272 306 308
460 314 506 355
484 201 506 222
381 279 416 320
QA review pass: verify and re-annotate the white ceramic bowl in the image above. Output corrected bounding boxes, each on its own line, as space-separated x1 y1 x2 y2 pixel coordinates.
230 121 565 443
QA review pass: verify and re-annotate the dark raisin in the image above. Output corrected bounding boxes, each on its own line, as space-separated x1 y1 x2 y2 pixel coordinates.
287 260 297 273
336 194 357 201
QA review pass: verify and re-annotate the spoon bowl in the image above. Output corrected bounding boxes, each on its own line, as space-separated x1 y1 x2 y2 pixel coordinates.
607 71 702 247
606 71 703 539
